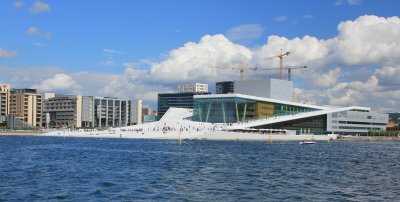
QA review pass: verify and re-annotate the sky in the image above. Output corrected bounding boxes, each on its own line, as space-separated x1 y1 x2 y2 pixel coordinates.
0 0 400 112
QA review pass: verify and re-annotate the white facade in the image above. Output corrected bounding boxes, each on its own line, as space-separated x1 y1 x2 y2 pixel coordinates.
0 84 10 116
131 100 143 125
327 110 388 134
234 79 294 101
178 83 208 93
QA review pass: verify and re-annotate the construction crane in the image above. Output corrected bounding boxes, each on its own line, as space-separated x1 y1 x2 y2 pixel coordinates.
264 49 290 80
208 61 258 81
258 65 307 81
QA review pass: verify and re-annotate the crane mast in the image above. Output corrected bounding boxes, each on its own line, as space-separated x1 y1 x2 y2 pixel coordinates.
264 49 290 80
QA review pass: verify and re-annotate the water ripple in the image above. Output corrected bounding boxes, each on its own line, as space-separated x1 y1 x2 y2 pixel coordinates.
0 137 400 201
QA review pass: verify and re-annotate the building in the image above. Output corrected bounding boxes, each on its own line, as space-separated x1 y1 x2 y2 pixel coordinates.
216 79 294 102
81 96 94 127
93 97 138 128
143 107 157 123
216 81 234 94
9 89 43 127
42 94 84 128
178 83 208 93
192 93 388 135
130 100 142 125
0 84 10 117
143 107 155 116
157 92 210 120
42 95 141 128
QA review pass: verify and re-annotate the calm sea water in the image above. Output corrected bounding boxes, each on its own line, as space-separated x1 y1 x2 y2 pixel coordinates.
0 136 399 201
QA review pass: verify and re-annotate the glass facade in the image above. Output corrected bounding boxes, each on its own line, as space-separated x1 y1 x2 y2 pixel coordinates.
93 98 130 127
193 97 318 123
253 115 327 135
157 92 210 120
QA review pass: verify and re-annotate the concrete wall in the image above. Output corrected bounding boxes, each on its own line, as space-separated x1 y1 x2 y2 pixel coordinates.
234 79 293 101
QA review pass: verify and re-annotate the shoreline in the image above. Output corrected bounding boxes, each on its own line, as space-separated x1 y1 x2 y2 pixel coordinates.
1 131 400 142
337 135 400 142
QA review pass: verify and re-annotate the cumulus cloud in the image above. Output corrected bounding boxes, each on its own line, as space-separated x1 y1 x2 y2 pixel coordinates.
29 1 50 13
0 48 18 58
104 15 398 110
4 15 400 111
308 68 341 88
376 65 400 86
334 15 400 66
226 24 264 42
150 34 252 82
100 67 172 102
27 26 51 39
32 74 81 92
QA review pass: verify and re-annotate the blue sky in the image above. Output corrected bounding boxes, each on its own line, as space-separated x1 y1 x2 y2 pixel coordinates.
1 0 400 112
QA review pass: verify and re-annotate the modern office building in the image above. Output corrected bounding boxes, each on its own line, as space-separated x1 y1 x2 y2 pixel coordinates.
216 79 294 102
157 92 210 120
216 81 235 94
192 93 388 135
9 89 43 127
81 96 94 127
42 94 84 128
178 83 209 93
93 97 140 128
42 94 141 128
0 84 10 117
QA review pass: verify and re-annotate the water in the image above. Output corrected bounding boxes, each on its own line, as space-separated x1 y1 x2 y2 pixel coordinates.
0 136 399 201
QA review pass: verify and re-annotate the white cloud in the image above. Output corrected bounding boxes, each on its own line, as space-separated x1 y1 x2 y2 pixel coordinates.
348 76 380 92
29 1 50 13
3 15 400 111
32 74 81 92
348 0 362 5
275 16 288 22
0 48 18 58
335 0 342 6
308 68 341 88
334 15 400 66
27 26 51 39
14 1 24 9
150 34 252 82
226 24 264 42
114 15 400 109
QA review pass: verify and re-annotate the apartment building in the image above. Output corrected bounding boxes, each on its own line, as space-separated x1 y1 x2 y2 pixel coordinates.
0 84 10 116
9 89 42 127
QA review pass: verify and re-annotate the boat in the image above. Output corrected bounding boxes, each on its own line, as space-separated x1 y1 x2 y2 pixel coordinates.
300 140 316 144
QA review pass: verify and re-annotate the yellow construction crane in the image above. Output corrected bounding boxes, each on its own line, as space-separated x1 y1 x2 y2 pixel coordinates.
264 49 290 80
258 65 307 81
209 61 258 81
209 61 306 81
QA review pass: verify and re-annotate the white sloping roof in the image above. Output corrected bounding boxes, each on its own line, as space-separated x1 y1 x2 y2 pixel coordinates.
225 106 370 130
